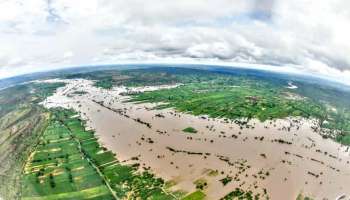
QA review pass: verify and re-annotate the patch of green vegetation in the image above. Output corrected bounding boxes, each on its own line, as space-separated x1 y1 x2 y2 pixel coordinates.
31 82 66 103
94 78 113 89
0 82 65 200
0 82 64 117
219 176 233 186
296 193 314 200
22 185 112 200
221 188 260 200
125 67 350 145
182 127 198 134
181 190 206 200
164 180 177 189
21 108 180 200
131 81 325 121
21 115 114 200
193 178 208 190
66 67 232 88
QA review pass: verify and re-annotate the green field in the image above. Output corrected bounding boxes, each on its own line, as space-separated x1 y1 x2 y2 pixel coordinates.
117 68 350 145
21 109 181 200
21 114 115 200
0 82 65 200
182 190 206 200
131 82 322 120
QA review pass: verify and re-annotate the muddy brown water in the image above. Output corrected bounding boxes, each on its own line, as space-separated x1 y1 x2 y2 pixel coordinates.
41 79 350 200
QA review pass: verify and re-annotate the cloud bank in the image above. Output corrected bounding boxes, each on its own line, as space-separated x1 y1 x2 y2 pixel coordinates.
0 0 350 84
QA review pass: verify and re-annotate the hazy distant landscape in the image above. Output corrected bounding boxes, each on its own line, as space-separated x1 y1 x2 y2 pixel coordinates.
1 65 350 200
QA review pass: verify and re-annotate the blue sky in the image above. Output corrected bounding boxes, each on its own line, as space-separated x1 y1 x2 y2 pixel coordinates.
0 0 350 85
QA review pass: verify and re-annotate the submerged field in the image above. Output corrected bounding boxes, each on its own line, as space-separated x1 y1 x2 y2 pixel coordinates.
1 66 350 200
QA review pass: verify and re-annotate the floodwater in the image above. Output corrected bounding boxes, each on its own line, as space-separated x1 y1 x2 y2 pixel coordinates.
41 79 350 200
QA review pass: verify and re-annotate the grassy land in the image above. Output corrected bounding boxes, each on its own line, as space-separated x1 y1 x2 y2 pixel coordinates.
22 186 111 200
65 67 233 88
21 114 115 200
22 109 181 200
131 81 326 121
0 82 65 200
182 190 206 200
122 68 350 145
94 78 113 89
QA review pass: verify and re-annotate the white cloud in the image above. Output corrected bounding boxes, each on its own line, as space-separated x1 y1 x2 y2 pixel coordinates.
63 51 73 59
0 0 349 85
